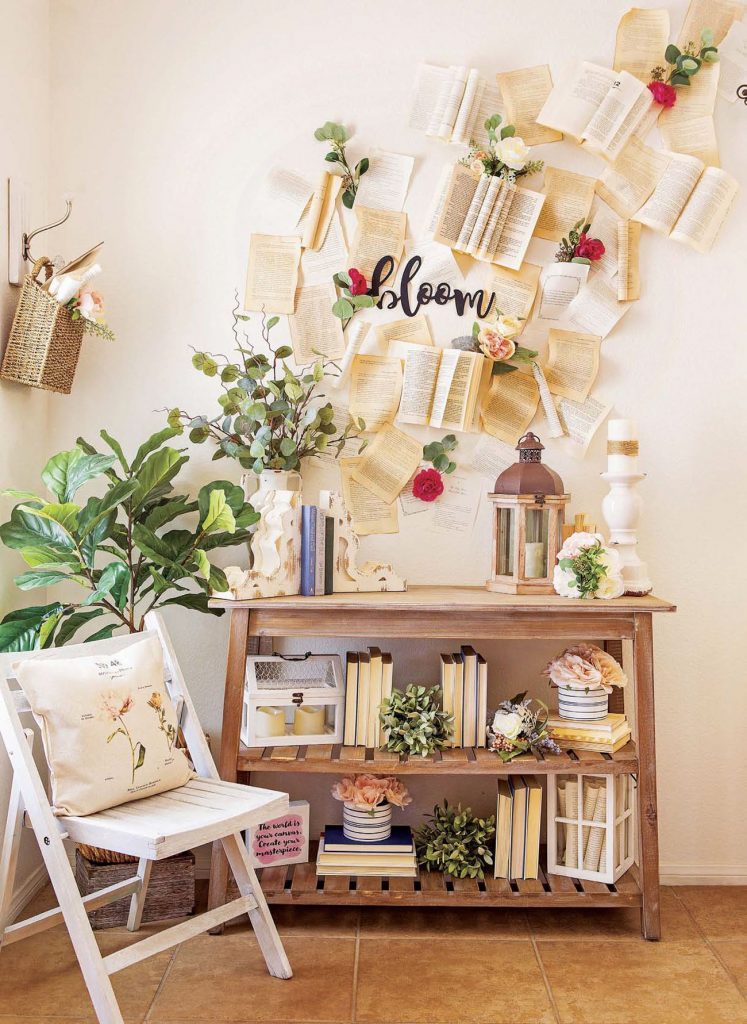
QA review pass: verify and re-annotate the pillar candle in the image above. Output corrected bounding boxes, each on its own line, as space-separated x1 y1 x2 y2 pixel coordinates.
524 541 546 578
255 706 287 738
293 705 326 736
607 419 639 474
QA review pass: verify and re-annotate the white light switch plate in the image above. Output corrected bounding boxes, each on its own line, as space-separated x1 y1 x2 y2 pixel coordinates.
8 178 29 285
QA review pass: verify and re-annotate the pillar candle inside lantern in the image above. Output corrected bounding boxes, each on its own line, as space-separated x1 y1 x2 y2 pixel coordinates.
255 706 287 738
293 705 326 735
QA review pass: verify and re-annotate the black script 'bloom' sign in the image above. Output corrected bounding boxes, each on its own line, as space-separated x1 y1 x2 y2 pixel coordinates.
370 255 497 319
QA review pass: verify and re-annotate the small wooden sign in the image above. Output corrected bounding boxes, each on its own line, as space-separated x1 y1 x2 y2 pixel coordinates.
245 800 310 867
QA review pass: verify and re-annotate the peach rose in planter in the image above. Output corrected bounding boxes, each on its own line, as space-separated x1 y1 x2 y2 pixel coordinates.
478 325 515 362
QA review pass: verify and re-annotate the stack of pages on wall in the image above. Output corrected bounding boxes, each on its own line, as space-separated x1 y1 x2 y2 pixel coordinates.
408 63 503 145
300 505 334 596
440 646 488 748
316 825 417 877
548 713 631 753
495 776 542 880
343 648 393 747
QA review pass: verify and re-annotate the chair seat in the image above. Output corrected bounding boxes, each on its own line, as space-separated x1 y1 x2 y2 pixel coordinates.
60 777 288 861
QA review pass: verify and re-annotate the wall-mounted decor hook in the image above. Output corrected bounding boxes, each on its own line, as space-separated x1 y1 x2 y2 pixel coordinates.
22 199 73 263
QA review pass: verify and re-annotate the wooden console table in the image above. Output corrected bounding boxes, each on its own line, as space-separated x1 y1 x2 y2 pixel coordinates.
207 587 674 940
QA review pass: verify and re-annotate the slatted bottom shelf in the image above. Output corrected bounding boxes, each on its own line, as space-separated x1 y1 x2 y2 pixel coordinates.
238 742 638 775
257 844 641 909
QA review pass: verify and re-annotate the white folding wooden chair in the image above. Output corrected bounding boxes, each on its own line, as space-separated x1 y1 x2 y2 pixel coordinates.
0 610 292 1024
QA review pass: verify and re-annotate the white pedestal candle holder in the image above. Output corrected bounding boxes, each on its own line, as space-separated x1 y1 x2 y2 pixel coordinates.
601 419 652 596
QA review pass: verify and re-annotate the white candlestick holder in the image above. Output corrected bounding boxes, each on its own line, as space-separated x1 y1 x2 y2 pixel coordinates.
600 471 652 596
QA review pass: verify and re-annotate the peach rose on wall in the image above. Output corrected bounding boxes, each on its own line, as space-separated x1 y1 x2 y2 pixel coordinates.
478 326 516 362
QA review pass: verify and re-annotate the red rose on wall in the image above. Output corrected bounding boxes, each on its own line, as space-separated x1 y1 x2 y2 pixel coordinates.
412 468 444 502
647 81 677 108
574 234 605 261
348 268 368 295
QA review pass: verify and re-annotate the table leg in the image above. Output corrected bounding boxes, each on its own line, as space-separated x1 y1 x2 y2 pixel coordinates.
633 612 661 941
208 607 250 928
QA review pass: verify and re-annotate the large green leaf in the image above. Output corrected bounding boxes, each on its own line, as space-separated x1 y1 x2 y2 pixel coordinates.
85 623 117 643
201 490 236 535
208 565 229 594
197 481 245 522
0 489 44 503
130 427 182 472
78 499 116 568
14 568 80 591
0 603 64 653
159 593 224 616
99 430 130 473
193 548 210 578
78 479 138 539
54 607 106 646
199 528 252 552
0 506 77 555
143 496 198 532
41 448 115 502
19 545 81 569
131 448 188 509
131 523 183 569
84 561 131 609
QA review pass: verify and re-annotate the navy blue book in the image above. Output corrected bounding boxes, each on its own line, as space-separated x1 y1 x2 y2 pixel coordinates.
300 505 317 596
322 824 413 854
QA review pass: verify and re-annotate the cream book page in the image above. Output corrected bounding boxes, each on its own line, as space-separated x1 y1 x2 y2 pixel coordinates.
717 20 747 100
534 167 597 242
244 234 302 315
536 262 589 325
348 355 403 431
395 345 442 426
537 62 618 139
429 65 469 139
350 423 422 503
617 221 641 302
328 320 370 391
476 182 515 261
497 64 563 145
300 212 347 286
633 153 704 234
568 275 630 338
354 149 415 211
677 0 745 47
614 8 671 82
431 473 482 534
348 206 407 279
557 394 612 457
455 176 492 252
302 172 342 251
491 186 545 270
375 314 432 347
588 197 622 280
407 239 463 289
670 166 739 252
340 457 399 536
409 63 454 132
433 165 480 248
659 63 721 166
480 371 540 445
430 350 487 432
464 177 505 255
543 329 601 402
487 263 541 322
597 136 671 217
451 69 483 144
288 282 345 364
256 168 314 233
581 71 653 161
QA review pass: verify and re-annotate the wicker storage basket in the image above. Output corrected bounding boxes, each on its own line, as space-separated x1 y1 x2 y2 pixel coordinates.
1 257 85 394
75 849 195 929
77 845 138 865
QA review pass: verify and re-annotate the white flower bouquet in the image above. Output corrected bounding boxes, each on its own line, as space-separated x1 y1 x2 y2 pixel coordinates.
553 532 624 600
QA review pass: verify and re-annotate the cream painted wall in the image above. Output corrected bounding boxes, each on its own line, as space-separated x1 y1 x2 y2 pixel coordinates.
0 0 52 905
2 0 745 885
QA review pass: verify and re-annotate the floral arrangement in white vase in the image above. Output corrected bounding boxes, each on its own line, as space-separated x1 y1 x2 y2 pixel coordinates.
553 532 624 600
544 644 627 721
331 774 411 814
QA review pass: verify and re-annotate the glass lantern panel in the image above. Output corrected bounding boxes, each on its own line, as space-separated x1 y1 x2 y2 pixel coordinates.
496 507 515 576
524 507 550 578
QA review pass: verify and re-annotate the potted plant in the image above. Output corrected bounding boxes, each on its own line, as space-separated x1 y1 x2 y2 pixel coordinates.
544 644 627 721
0 427 259 651
415 801 496 879
379 684 453 757
167 303 364 501
331 774 411 842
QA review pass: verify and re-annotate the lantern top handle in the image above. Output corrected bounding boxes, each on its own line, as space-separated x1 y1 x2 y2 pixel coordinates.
517 432 544 450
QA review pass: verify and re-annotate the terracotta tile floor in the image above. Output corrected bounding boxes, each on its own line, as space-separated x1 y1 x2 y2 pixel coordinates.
2 885 747 1023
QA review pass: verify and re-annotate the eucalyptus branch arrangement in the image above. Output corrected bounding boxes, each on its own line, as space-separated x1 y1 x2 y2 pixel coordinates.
0 431 259 651
379 684 453 757
313 121 369 208
649 29 719 107
415 801 496 879
460 114 544 181
169 301 364 475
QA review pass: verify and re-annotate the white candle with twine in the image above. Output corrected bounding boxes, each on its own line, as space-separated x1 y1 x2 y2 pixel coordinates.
607 419 638 473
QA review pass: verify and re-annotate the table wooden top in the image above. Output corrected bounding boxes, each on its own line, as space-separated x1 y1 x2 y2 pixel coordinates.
209 585 675 614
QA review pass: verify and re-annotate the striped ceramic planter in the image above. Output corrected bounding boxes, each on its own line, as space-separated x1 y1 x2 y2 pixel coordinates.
342 801 392 842
557 685 609 721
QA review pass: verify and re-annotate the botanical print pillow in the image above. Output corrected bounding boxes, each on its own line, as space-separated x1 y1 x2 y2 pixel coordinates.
15 633 193 817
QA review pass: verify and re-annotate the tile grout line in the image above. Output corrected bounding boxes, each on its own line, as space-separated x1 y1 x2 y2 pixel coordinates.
669 889 747 1005
142 941 181 1023
529 932 562 1024
350 909 361 1023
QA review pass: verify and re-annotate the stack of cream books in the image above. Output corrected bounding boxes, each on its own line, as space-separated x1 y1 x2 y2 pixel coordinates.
548 713 631 753
316 826 417 877
343 648 393 747
440 645 488 748
495 776 543 880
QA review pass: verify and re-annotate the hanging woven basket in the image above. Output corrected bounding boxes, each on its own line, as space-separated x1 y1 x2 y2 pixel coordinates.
1 257 85 394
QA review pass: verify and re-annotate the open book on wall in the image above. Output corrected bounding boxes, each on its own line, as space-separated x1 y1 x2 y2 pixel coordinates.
433 165 545 270
537 64 656 162
391 342 491 434
409 64 503 145
633 154 738 253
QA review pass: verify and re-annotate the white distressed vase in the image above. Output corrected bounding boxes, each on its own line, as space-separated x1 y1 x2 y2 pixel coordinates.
557 686 609 721
342 801 392 842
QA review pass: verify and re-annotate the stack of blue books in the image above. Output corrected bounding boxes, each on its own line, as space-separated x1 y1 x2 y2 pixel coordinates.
300 505 334 596
316 825 417 877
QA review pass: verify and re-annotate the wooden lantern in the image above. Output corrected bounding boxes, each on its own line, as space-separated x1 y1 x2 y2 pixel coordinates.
486 432 569 595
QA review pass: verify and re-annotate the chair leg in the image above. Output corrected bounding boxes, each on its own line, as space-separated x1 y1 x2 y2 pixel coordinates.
126 858 152 933
0 771 25 946
220 832 292 980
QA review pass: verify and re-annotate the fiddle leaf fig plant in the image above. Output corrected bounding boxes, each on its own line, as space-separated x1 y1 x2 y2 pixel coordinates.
415 801 496 879
379 684 454 757
169 303 365 475
0 429 260 651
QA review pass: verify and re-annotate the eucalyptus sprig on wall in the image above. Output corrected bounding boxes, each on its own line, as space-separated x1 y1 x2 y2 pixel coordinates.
313 121 369 208
0 429 259 651
169 304 365 475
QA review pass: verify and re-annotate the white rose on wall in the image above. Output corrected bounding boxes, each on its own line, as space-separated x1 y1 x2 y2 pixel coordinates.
495 136 530 170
